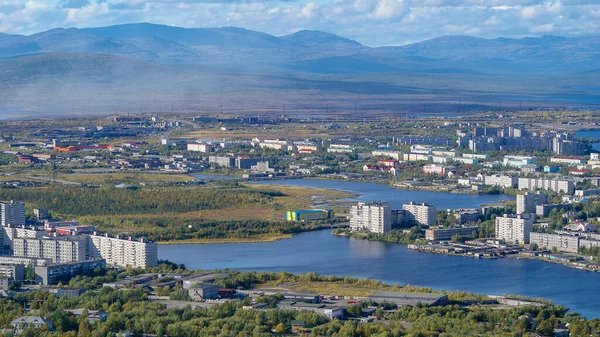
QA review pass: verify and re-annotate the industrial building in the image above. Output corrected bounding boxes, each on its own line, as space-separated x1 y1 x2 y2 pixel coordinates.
189 284 219 301
286 209 333 222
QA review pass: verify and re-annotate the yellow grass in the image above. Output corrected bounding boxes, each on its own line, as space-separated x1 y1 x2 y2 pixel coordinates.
259 281 405 297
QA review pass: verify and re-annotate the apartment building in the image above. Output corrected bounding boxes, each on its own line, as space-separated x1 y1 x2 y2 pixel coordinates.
12 237 86 264
402 202 437 227
187 143 213 153
480 174 517 188
0 264 24 281
1 227 45 249
425 226 480 241
529 232 580 253
495 214 535 244
516 192 548 215
518 177 574 194
1 201 25 227
349 202 391 234
88 234 158 268
550 156 585 165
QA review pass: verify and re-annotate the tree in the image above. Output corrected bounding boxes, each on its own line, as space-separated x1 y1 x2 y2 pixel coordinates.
274 323 287 334
530 243 539 251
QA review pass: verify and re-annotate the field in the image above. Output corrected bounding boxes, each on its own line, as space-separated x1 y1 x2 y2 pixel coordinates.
58 173 195 184
0 180 354 243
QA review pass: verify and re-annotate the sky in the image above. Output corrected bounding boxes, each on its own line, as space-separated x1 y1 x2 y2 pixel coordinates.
0 0 599 46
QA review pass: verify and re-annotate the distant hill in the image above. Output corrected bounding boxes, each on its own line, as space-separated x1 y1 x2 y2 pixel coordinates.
0 23 598 116
0 23 597 74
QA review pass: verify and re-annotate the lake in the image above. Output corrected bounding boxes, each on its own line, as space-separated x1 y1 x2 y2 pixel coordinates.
161 177 600 318
575 130 600 152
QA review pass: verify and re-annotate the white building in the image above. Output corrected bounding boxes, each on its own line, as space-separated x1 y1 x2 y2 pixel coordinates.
349 202 391 233
518 177 574 194
529 232 580 253
88 234 158 268
480 174 517 188
503 155 537 168
495 214 535 244
550 156 585 165
187 143 213 153
402 202 437 227
12 237 87 264
516 192 548 215
1 201 25 227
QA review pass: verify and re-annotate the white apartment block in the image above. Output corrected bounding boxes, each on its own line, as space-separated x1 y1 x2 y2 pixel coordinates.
516 192 548 215
480 175 517 188
88 234 158 268
1 201 25 227
1 227 45 249
550 156 585 165
350 202 391 234
495 214 535 244
372 150 402 161
12 237 86 264
518 177 574 194
187 143 213 153
529 232 580 253
402 202 437 227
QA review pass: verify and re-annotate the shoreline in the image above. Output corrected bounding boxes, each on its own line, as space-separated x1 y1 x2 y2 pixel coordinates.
334 231 600 273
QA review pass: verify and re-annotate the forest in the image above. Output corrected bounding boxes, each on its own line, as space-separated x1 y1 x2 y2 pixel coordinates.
0 264 598 337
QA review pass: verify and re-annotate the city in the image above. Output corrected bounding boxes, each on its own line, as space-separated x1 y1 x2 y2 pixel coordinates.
1 1 600 336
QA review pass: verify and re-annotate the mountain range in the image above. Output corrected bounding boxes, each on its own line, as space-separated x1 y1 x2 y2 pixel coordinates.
0 23 598 116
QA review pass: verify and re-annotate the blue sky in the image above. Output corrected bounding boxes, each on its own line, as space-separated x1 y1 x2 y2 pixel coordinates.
0 0 598 45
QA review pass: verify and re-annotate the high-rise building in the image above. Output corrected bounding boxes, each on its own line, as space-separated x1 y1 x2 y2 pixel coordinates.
495 214 535 244
1 201 25 227
516 192 548 215
402 202 437 227
88 234 158 268
350 202 391 233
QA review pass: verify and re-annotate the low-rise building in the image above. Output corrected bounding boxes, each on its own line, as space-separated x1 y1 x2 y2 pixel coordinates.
189 284 219 301
367 292 449 307
11 316 52 331
550 156 585 165
425 226 480 241
35 259 106 285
